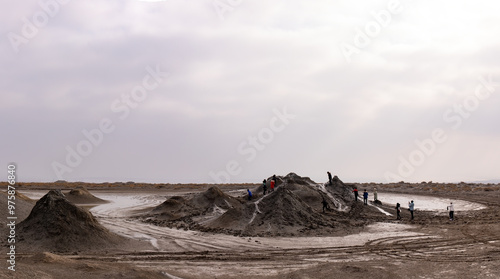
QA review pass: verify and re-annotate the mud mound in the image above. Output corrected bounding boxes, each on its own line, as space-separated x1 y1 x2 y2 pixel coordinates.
255 173 318 195
206 186 335 236
256 173 353 212
0 191 35 227
322 176 356 211
282 172 317 186
148 186 243 221
65 186 108 204
145 174 383 236
18 190 123 252
191 186 242 210
331 175 347 187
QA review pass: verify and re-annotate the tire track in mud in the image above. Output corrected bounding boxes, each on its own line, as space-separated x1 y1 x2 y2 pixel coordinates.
367 234 500 262
364 215 500 263
99 218 260 252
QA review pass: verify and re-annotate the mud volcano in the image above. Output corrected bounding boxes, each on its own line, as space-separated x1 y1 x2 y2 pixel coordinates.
146 186 244 225
18 190 122 252
205 186 337 236
64 186 108 204
144 173 381 236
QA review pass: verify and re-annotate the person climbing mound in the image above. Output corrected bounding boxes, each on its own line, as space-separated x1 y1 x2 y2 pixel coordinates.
262 179 268 195
327 171 333 185
321 199 330 213
352 187 359 201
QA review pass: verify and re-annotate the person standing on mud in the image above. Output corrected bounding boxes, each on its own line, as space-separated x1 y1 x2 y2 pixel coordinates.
327 171 333 186
408 200 415 220
321 198 330 213
373 188 378 202
247 189 252 201
262 179 268 195
363 190 368 205
272 175 278 189
352 187 359 201
395 203 401 220
447 202 454 221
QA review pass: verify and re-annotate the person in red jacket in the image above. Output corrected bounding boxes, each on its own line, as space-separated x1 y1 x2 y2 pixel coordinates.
352 187 359 201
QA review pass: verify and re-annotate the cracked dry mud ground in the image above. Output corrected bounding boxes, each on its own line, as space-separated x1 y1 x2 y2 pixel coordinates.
2 183 500 279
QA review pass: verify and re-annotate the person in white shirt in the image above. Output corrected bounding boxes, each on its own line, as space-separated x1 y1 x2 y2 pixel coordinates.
408 200 415 220
447 202 454 221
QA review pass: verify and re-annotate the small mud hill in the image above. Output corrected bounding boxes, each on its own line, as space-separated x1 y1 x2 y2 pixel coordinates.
64 186 108 204
323 175 356 211
0 191 35 227
148 186 244 221
18 190 123 252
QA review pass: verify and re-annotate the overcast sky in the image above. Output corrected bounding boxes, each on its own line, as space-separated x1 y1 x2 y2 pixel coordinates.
2 0 499 184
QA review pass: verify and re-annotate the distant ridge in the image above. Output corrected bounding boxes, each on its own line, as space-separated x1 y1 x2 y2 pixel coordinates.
471 179 500 184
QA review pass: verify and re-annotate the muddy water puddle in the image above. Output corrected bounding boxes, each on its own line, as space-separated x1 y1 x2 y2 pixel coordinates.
376 192 486 211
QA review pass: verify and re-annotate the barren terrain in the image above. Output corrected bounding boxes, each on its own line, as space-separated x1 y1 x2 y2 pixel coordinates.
1 177 500 279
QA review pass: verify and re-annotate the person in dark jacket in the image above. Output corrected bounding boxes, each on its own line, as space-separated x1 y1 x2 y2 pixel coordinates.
321 199 330 213
395 203 401 220
247 189 252 201
363 190 368 205
327 171 333 185
262 179 268 195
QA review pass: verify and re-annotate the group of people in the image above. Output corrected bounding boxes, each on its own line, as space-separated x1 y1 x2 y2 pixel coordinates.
352 187 377 205
250 173 456 221
247 175 278 200
262 174 277 195
352 187 455 221
395 201 415 220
